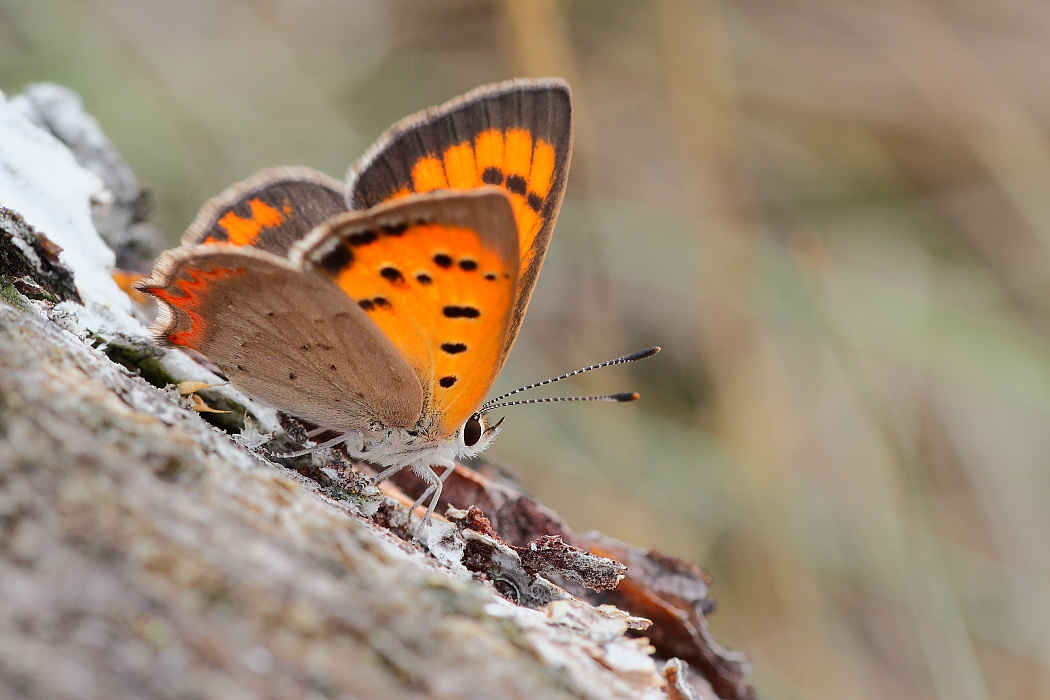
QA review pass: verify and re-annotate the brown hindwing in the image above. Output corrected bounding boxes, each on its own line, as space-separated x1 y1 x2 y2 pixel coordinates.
135 244 423 431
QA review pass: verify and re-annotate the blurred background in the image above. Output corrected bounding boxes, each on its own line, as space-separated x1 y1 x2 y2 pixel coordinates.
4 1 1050 698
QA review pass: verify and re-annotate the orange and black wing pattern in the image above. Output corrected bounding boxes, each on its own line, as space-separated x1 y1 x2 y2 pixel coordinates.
183 167 348 256
347 78 572 360
294 189 520 439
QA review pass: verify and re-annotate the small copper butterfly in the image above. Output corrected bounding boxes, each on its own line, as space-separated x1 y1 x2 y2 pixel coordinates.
137 78 657 535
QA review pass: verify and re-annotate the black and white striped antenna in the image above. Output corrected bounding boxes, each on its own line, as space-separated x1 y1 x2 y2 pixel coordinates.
476 346 660 415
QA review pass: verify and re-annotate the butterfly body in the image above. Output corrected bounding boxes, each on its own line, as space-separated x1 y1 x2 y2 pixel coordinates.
340 420 497 479
137 79 573 533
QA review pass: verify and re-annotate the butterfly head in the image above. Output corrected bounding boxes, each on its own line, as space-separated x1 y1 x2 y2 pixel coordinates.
458 413 504 457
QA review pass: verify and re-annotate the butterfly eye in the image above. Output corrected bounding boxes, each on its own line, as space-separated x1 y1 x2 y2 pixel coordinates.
463 416 483 447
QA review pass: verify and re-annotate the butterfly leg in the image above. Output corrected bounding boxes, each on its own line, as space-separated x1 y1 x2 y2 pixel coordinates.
409 460 458 513
273 432 352 458
410 460 457 540
371 462 409 485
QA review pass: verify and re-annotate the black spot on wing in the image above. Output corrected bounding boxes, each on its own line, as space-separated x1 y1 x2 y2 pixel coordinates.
441 342 467 354
380 266 405 284
443 305 480 318
506 174 527 196
317 244 353 275
481 167 503 185
347 229 378 247
439 376 457 388
458 259 478 271
433 253 453 269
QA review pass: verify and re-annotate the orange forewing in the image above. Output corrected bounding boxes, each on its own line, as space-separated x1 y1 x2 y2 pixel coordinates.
348 79 572 369
323 224 514 433
296 190 519 438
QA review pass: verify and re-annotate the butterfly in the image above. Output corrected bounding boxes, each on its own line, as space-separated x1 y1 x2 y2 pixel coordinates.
137 78 653 536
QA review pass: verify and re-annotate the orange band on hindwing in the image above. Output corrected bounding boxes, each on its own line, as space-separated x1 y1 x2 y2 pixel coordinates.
183 168 347 256
141 264 246 347
211 199 290 247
